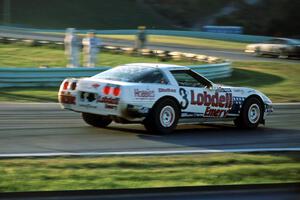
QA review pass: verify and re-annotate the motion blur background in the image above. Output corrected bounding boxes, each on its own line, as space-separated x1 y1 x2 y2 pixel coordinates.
1 0 299 37
1 1 300 198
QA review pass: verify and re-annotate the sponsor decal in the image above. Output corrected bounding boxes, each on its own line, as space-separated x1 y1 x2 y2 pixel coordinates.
233 89 242 92
97 96 120 105
191 91 232 108
216 88 232 93
228 97 246 114
158 88 176 93
233 97 245 105
105 104 117 109
191 90 233 117
92 83 100 89
204 107 229 117
181 112 202 118
134 89 155 99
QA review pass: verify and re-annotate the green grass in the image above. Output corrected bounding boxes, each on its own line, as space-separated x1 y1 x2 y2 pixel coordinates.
1 61 299 103
214 61 300 103
0 43 202 67
40 33 247 51
100 35 248 51
0 88 59 102
0 153 299 192
0 44 299 102
0 43 201 102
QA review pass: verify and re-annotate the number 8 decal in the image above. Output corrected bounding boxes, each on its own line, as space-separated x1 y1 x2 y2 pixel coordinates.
179 88 189 110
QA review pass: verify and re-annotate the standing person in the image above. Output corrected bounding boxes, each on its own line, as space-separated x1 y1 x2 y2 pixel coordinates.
135 26 147 50
82 31 101 67
64 28 80 68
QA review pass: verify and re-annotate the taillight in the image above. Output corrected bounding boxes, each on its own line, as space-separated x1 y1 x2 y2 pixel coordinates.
103 86 110 95
70 82 77 90
113 87 121 96
63 81 69 90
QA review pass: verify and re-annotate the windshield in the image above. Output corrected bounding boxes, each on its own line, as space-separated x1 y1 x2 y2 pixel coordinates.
93 65 168 84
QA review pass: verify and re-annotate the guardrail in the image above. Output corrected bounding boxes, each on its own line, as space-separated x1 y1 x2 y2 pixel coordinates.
0 63 231 88
0 25 273 43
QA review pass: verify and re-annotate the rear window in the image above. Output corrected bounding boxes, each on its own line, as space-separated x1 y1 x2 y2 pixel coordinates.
92 65 168 84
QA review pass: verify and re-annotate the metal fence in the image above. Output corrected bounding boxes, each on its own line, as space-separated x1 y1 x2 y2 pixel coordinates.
0 63 232 88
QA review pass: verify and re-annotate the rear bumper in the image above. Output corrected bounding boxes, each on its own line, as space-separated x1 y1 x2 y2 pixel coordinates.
59 96 149 122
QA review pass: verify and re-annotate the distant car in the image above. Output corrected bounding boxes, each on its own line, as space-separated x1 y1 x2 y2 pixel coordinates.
58 63 273 134
245 38 300 58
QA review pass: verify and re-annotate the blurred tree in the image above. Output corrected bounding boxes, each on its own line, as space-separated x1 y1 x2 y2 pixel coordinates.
216 0 300 37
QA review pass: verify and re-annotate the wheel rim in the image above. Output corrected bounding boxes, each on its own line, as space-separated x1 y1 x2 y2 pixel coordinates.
160 106 175 127
248 104 260 124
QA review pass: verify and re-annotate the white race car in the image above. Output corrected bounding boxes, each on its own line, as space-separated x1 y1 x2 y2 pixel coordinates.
58 63 273 134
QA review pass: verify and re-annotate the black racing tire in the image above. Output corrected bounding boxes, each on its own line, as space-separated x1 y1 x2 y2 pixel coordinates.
143 98 180 134
234 97 263 129
82 113 112 128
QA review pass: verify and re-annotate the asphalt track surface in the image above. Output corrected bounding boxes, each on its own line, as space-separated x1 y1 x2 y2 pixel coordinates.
2 183 300 200
1 29 300 64
0 103 300 155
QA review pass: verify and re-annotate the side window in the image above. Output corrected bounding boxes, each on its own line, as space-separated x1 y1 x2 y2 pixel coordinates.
171 70 206 87
137 69 169 84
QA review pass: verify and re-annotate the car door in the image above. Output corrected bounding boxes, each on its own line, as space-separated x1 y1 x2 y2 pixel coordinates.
170 70 232 118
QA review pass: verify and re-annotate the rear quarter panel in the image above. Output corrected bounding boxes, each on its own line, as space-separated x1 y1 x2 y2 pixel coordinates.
123 83 180 109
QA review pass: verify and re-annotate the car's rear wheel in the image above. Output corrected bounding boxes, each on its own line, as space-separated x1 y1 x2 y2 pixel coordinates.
234 97 263 129
143 99 180 134
82 113 112 128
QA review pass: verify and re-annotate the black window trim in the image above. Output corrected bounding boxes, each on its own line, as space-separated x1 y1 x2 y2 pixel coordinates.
170 69 213 88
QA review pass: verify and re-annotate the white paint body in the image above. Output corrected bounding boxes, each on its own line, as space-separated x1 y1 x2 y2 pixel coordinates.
58 63 273 124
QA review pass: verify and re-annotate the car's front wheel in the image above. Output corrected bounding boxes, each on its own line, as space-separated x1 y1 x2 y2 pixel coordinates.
234 97 263 129
143 99 180 134
82 113 112 128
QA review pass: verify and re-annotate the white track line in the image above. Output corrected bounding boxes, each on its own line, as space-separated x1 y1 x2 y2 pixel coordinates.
1 147 300 158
